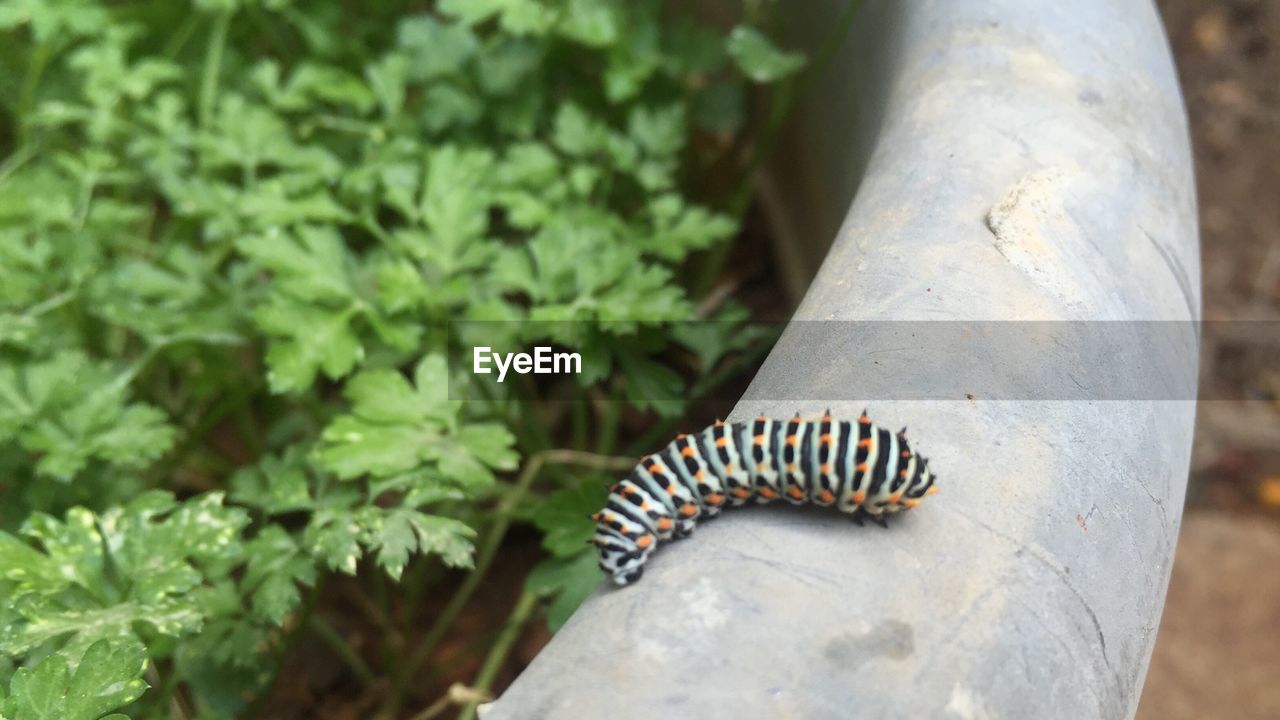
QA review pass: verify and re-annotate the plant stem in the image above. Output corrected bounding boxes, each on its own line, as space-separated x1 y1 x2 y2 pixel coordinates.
0 142 38 185
309 614 376 685
571 385 588 450
17 41 52 146
241 577 327 720
694 0 864 297
456 591 538 720
377 449 634 719
163 13 200 59
199 8 233 131
593 387 621 456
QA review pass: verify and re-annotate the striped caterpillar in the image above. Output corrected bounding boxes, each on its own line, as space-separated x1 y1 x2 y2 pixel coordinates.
590 410 940 586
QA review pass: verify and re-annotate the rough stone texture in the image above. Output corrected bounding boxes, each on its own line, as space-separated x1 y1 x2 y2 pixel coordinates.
485 1 1199 718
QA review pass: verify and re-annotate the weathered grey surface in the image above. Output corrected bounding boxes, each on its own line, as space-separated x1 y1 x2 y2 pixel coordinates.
486 0 1198 718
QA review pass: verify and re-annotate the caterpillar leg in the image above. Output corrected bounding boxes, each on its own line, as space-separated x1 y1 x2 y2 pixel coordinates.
847 507 890 528
848 507 866 527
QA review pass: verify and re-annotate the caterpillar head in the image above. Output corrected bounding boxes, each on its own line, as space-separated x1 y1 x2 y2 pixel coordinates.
898 456 938 510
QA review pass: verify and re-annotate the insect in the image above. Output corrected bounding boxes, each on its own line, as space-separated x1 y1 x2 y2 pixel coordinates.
590 409 940 586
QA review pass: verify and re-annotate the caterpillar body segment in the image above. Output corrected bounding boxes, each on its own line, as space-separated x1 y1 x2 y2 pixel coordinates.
592 410 940 586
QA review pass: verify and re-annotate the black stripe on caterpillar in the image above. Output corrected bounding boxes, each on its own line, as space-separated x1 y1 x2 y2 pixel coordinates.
589 409 940 586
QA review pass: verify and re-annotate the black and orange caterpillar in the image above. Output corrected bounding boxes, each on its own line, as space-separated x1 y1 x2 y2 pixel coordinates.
591 410 940 585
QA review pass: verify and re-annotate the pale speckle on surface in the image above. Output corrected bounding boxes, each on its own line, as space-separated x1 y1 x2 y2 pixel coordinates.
946 683 994 720
678 576 728 631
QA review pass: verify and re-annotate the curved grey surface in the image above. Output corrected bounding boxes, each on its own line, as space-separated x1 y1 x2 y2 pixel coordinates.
486 1 1198 718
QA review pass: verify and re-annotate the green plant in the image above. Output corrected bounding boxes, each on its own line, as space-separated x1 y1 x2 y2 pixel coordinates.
0 0 808 717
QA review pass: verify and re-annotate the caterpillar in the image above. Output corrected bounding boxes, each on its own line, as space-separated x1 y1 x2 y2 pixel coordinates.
590 409 939 586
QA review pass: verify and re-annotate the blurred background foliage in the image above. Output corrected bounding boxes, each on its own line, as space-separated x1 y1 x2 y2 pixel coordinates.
0 0 816 717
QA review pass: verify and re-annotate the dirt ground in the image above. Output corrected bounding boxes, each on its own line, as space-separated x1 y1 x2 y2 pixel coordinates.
1136 1 1280 718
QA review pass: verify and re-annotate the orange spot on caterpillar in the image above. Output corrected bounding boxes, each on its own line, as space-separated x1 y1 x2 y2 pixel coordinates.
636 534 654 549
858 439 872 448
926 486 940 495
731 488 751 498
681 447 696 457
754 434 765 445
820 464 831 475
656 518 674 531
724 463 736 474
820 433 832 444
715 436 728 447
900 469 909 478
901 450 910 458
903 499 922 508
695 470 705 481
852 491 866 504
680 504 698 517
888 492 902 504
759 487 777 499
787 486 805 500
818 490 834 503
787 463 797 473
786 436 798 446
856 463 868 473
706 493 725 505
756 462 768 472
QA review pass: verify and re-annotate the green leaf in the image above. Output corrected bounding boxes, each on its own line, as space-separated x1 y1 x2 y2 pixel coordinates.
726 25 806 83
0 494 247 661
474 39 543 96
419 84 484 134
439 0 552 35
256 301 362 393
533 483 606 558
367 509 476 580
0 0 108 42
229 451 314 515
318 355 517 488
552 103 604 157
671 304 774 373
417 146 496 271
396 15 479 81
628 105 685 158
642 194 737 262
5 639 148 720
236 226 354 304
557 0 621 47
241 527 316 625
0 354 176 481
617 351 685 416
525 551 601 631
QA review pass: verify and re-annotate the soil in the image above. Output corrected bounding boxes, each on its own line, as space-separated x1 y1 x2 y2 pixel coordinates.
1138 1 1280 717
